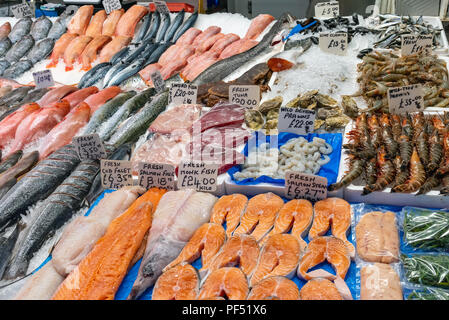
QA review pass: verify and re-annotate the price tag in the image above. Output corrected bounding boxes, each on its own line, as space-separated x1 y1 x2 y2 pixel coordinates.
277 107 315 135
319 32 347 55
150 71 165 93
401 34 433 56
315 1 339 18
177 161 218 192
169 83 198 105
229 85 260 108
101 160 133 190
32 70 54 89
387 84 424 114
285 171 328 202
137 162 175 190
73 134 107 160
11 3 32 18
102 0 122 14
154 1 170 14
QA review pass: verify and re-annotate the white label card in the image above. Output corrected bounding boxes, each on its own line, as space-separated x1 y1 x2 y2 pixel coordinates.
101 160 133 190
229 85 260 108
32 70 54 89
387 84 425 114
285 171 328 202
11 3 32 18
177 161 218 192
137 162 175 190
319 32 347 55
73 134 107 161
102 0 122 14
315 1 339 18
278 107 315 135
401 34 433 56
154 1 170 14
150 71 165 93
169 83 198 105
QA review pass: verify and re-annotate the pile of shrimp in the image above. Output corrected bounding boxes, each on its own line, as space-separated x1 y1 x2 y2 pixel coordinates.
329 112 449 195
234 137 333 180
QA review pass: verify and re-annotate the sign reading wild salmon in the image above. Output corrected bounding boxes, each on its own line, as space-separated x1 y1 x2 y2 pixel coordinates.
137 162 175 190
387 84 424 114
401 34 433 56
11 3 32 19
73 134 107 161
32 70 54 89
229 85 260 108
315 1 339 18
101 160 133 190
285 171 328 202
277 107 316 135
178 161 218 192
103 0 122 15
169 83 198 105
319 32 348 55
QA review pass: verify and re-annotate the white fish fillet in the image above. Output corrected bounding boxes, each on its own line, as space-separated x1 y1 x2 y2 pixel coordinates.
128 189 217 300
52 186 145 276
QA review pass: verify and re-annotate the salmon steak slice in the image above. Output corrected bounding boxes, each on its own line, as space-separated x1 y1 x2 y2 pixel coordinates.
152 263 199 300
233 193 284 242
163 223 226 272
297 236 351 281
261 199 313 249
201 234 259 278
250 234 300 286
197 267 248 300
309 197 355 258
299 278 343 300
247 276 299 300
209 194 248 237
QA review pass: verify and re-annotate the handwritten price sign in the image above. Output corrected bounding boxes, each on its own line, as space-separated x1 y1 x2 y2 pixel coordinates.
315 1 339 18
285 172 328 202
401 34 433 56
388 84 424 114
177 161 218 192
150 70 166 93
32 70 54 89
137 162 175 190
319 32 347 55
11 3 32 18
103 0 122 14
154 1 170 14
73 134 107 160
101 160 133 190
278 107 315 135
169 83 198 105
229 85 260 108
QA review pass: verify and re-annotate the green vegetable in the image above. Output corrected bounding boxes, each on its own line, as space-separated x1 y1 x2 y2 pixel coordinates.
407 287 449 300
402 254 449 288
403 207 449 250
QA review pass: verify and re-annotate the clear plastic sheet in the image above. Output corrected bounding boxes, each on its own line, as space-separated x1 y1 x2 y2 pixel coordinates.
405 285 449 300
401 253 449 289
359 262 403 300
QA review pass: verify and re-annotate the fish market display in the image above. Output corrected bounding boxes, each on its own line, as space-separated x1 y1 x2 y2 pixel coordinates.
209 194 248 238
247 276 299 300
197 267 248 300
152 263 199 300
360 263 402 300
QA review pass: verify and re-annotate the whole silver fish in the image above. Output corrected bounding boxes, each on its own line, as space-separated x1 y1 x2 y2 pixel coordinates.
143 10 160 41
4 160 100 279
108 58 146 87
134 12 152 43
164 9 185 43
0 38 12 58
78 62 111 89
28 38 55 64
172 11 198 43
9 18 32 43
30 15 52 41
0 60 10 76
3 59 33 79
103 61 130 87
0 223 19 279
5 35 34 64
155 13 170 43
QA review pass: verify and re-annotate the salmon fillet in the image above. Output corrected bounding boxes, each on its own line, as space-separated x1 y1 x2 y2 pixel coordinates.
309 198 355 258
297 236 351 281
210 194 248 237
233 193 284 242
244 14 275 40
67 5 93 35
102 9 124 37
250 234 301 286
99 36 131 63
356 211 399 263
300 278 343 300
196 33 225 54
52 188 166 300
209 33 240 55
192 26 221 47
163 223 226 272
152 263 199 300
247 276 299 300
360 263 403 300
262 199 313 250
115 5 148 38
197 267 248 300
176 28 201 45
85 10 107 38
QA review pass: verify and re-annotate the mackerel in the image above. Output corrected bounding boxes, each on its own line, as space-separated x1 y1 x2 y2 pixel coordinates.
155 13 171 43
144 43 172 65
164 9 185 43
173 12 198 43
134 12 152 43
143 10 160 41
103 61 130 88
78 62 111 89
107 58 146 87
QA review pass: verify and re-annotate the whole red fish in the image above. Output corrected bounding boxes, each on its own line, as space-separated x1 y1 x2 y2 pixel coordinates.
37 85 78 106
0 103 40 148
7 101 70 155
62 86 99 109
39 102 91 160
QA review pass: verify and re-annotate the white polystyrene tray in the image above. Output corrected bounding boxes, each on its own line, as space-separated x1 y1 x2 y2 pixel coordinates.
339 115 449 209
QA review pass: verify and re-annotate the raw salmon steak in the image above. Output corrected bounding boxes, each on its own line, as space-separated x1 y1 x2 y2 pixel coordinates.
197 267 248 300
52 188 166 300
360 263 402 300
297 236 351 281
210 193 248 237
67 5 93 35
153 263 199 300
115 5 148 38
261 199 313 250
299 278 343 300
247 276 299 300
201 234 259 278
250 234 300 286
163 223 226 272
309 198 355 258
233 192 284 241
102 9 124 37
355 211 399 263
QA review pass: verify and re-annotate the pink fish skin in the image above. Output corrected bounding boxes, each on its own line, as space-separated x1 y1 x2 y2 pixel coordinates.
7 101 70 156
83 86 122 116
39 102 91 160
37 85 78 106
0 103 41 149
62 86 99 109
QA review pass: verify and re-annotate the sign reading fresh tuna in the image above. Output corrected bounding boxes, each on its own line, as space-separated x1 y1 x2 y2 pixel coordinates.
229 85 260 108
